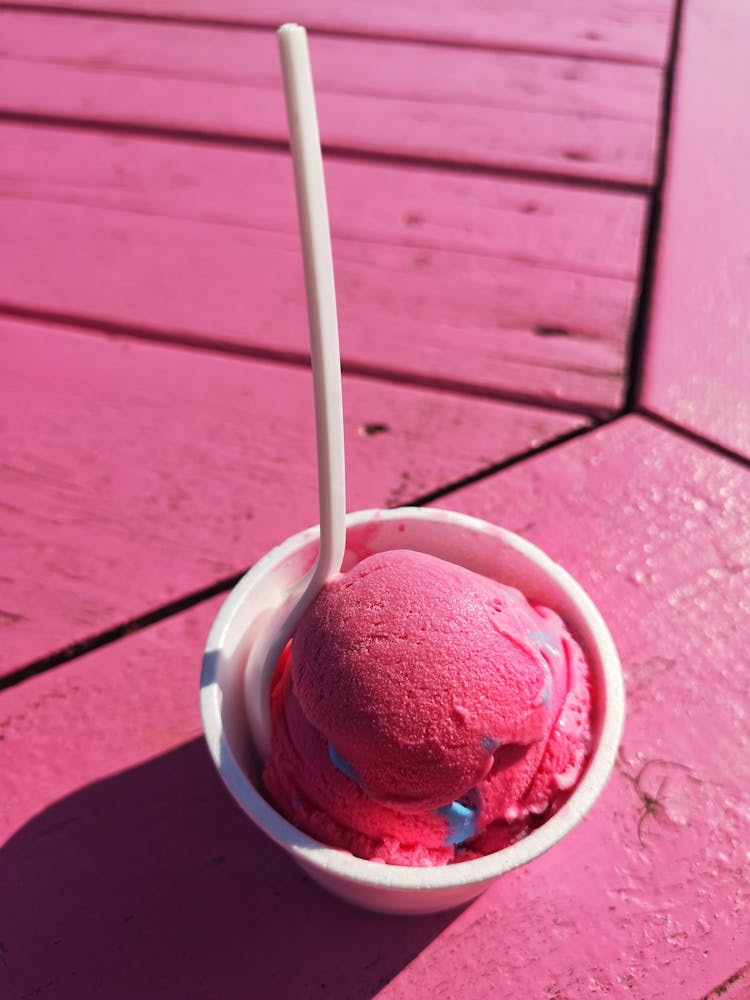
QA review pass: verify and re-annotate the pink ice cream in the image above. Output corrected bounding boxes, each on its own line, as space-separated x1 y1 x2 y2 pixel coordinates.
263 549 592 866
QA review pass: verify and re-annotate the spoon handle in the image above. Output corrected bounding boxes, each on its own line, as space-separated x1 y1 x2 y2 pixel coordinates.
279 23 347 585
246 26 347 761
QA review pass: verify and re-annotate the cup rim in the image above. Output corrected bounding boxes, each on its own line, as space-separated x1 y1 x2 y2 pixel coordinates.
200 507 625 891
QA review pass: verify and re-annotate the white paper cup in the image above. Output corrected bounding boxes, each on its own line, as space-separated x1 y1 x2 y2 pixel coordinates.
200 508 624 915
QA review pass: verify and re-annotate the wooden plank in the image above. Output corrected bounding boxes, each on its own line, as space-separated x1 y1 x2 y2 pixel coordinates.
2 417 749 999
0 11 662 186
0 123 647 412
0 316 588 677
640 0 750 461
1 0 676 66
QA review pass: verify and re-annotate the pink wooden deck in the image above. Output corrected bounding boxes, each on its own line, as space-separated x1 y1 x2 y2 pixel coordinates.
2 1 748 997
639 0 750 460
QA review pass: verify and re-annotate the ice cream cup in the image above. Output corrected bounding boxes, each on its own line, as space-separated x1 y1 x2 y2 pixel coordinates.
200 507 624 915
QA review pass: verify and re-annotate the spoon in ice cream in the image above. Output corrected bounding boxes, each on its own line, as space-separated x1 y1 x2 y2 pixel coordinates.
245 23 347 761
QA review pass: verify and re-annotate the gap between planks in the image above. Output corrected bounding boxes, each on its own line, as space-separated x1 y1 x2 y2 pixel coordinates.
0 305 617 421
639 410 750 474
0 111 653 198
623 0 684 410
699 961 750 1000
635 0 750 459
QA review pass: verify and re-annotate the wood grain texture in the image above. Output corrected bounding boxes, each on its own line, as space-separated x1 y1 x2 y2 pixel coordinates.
0 316 587 677
640 0 750 460
2 417 748 999
426 416 750 999
0 123 647 412
1 0 676 65
0 11 662 185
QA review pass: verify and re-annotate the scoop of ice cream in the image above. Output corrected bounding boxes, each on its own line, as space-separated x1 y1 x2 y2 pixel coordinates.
263 549 591 866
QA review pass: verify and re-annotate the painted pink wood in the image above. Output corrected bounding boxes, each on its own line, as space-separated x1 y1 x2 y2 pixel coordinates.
0 316 587 677
0 598 462 1000
0 12 662 186
640 0 750 460
425 416 750 999
2 0 675 65
0 123 646 412
2 417 748 998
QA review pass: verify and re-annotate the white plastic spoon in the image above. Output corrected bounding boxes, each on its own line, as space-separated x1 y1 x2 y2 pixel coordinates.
245 24 346 761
